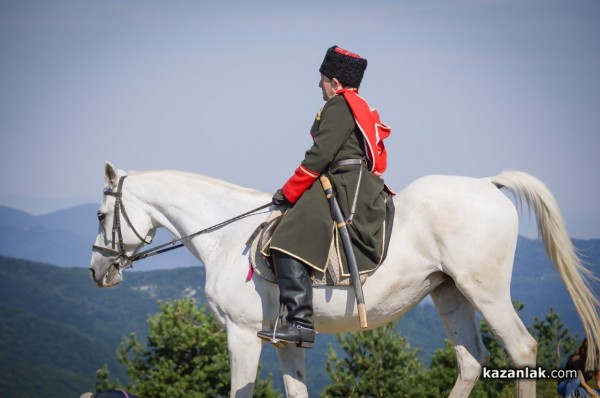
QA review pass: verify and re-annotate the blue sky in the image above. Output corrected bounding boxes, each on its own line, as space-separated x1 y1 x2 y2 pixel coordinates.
1 0 599 239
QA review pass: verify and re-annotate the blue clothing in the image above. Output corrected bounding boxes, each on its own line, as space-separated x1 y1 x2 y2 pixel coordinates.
557 375 599 397
557 352 600 398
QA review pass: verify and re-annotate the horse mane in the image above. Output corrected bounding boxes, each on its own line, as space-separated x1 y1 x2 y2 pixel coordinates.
128 169 267 197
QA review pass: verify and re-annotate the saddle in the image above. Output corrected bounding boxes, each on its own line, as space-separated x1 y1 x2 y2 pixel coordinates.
247 209 369 287
247 178 395 285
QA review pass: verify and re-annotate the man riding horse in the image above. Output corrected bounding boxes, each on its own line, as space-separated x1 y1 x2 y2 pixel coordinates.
257 45 393 348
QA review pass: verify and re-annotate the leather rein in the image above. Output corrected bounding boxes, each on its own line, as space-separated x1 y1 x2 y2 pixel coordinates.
92 175 271 268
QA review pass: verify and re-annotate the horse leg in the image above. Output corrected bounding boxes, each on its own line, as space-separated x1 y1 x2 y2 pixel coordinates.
455 275 537 398
226 323 263 398
431 279 490 398
475 297 537 397
276 344 309 398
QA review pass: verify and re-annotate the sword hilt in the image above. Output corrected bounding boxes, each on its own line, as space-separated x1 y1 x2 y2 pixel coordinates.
319 175 333 197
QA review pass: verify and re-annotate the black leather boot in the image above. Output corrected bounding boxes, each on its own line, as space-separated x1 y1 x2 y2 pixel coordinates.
257 251 316 348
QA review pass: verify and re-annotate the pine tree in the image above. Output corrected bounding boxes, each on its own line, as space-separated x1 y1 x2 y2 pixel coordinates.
530 307 578 397
95 298 280 398
530 306 578 369
322 322 429 398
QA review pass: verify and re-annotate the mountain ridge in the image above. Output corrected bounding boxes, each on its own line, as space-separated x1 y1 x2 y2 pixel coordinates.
0 203 199 269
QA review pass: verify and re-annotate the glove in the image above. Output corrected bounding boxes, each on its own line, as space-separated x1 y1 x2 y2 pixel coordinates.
272 189 289 206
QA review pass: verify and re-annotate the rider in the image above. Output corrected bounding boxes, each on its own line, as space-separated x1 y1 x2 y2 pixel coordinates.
257 45 392 348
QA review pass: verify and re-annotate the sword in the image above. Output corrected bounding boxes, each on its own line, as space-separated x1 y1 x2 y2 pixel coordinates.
319 174 368 328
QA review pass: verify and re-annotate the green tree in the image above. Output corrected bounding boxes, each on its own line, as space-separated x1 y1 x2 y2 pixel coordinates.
322 322 429 398
530 306 578 369
95 298 280 398
530 307 578 398
95 364 126 391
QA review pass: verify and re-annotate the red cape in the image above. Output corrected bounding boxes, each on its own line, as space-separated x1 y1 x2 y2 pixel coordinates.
336 88 391 176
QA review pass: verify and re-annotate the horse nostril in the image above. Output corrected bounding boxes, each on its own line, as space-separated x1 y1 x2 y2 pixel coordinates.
89 268 95 280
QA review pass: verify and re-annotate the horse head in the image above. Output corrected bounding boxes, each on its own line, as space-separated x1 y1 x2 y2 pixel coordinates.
89 161 156 287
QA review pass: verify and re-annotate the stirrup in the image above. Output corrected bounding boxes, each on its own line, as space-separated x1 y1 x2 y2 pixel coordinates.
257 304 286 348
257 323 317 349
267 313 286 348
257 305 317 349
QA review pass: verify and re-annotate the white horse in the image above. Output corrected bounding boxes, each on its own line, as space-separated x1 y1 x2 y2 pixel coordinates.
90 161 600 398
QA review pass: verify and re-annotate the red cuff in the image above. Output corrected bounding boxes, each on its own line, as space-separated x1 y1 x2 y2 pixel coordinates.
282 164 319 204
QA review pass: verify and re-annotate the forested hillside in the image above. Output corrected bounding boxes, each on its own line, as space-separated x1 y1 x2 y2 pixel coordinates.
0 234 598 396
0 257 205 397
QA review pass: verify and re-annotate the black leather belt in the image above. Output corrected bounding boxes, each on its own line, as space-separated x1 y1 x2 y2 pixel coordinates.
327 158 365 224
330 158 364 169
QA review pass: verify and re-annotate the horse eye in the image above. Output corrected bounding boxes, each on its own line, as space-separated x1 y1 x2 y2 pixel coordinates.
97 212 106 222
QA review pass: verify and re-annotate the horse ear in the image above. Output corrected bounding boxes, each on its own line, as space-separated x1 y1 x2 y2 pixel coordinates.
104 161 118 189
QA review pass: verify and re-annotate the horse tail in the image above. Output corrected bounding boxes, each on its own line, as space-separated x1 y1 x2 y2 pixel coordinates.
488 170 600 370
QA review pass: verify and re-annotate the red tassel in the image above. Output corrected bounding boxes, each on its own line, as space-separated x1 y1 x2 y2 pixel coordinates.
246 263 254 282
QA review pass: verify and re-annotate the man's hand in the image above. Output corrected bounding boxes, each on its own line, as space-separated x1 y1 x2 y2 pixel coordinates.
272 189 289 206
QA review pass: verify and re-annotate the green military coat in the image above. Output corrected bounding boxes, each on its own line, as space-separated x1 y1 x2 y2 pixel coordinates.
268 94 389 276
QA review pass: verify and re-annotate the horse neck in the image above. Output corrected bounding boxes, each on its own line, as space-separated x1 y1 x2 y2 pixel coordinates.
127 171 269 266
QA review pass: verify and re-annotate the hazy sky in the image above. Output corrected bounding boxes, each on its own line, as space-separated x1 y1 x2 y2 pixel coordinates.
1 0 599 239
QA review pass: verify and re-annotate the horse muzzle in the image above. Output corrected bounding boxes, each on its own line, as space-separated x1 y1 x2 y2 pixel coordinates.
90 245 130 287
90 262 125 287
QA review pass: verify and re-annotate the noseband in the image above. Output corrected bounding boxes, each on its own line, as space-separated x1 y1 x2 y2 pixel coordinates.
92 176 151 267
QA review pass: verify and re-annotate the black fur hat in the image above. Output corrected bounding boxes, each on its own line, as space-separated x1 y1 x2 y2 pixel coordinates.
319 45 367 88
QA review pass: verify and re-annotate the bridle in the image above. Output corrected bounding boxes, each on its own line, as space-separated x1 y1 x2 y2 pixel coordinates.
92 176 151 268
92 175 272 268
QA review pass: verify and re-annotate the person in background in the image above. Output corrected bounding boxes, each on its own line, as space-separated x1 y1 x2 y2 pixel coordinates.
557 339 600 398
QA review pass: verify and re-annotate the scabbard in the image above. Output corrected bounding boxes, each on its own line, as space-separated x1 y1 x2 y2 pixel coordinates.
319 174 368 328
